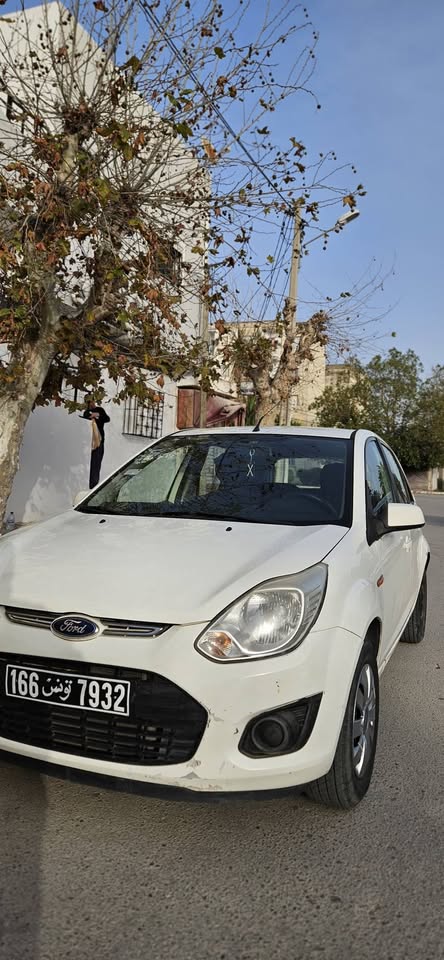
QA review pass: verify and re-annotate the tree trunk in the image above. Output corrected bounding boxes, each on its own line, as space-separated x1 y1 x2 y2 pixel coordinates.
0 395 34 525
251 372 284 426
273 366 295 426
0 333 58 526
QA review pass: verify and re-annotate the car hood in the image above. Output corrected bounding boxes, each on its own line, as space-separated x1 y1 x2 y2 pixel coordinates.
0 511 347 624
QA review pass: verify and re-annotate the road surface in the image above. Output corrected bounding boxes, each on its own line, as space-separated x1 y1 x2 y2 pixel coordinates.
0 495 443 960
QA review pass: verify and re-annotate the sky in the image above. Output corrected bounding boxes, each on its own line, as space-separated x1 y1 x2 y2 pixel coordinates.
1 0 443 373
276 0 444 372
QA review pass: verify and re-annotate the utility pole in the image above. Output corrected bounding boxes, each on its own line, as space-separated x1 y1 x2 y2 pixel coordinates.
283 198 303 425
199 294 209 428
288 199 303 321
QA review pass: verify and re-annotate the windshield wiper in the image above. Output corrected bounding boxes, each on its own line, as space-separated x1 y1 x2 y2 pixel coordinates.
140 510 268 524
163 511 244 522
76 505 125 516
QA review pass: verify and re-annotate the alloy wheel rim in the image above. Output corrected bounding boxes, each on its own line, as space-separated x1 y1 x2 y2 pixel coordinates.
352 663 377 777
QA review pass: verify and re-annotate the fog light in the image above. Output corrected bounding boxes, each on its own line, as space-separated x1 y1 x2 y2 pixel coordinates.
239 695 322 758
250 715 292 753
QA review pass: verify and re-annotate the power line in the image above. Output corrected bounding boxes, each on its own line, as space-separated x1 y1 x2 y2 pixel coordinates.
257 213 292 321
138 3 298 332
138 1 292 213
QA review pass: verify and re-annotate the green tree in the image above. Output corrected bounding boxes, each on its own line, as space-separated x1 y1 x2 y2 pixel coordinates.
312 349 444 470
410 366 444 469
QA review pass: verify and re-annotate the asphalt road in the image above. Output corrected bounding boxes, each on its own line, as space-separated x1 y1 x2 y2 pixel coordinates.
1 495 443 960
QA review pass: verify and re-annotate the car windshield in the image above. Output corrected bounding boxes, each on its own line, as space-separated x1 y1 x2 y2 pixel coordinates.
78 433 352 526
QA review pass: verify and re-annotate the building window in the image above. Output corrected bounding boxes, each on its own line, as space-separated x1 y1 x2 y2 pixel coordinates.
6 93 16 121
2 89 26 133
122 396 164 439
154 240 181 284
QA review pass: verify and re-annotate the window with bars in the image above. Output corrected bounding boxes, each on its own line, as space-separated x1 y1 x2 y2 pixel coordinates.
154 240 181 284
122 396 164 439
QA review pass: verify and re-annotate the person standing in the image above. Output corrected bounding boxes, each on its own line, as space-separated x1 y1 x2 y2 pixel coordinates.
82 396 110 488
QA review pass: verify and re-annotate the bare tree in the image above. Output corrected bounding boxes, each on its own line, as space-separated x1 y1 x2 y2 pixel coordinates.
216 260 391 425
0 0 364 519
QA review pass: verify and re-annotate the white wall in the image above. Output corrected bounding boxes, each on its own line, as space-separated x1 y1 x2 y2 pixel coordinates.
7 378 179 524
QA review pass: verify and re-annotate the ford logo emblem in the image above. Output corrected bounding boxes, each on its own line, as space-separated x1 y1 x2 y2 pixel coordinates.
50 615 99 640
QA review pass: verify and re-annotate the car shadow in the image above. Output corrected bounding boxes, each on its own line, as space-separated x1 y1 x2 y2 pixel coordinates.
0 750 302 806
0 523 47 960
0 761 46 960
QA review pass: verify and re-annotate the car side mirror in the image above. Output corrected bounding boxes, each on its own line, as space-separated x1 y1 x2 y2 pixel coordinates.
73 491 89 508
385 502 425 531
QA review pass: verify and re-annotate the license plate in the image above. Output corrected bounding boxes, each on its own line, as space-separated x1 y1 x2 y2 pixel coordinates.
5 664 130 716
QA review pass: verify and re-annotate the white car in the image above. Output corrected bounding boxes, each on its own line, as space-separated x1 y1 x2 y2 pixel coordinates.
0 427 429 808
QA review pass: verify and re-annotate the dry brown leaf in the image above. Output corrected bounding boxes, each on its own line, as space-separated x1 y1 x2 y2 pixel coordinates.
202 137 218 162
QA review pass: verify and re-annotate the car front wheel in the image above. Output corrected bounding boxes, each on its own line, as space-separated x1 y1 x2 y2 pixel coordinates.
305 638 379 809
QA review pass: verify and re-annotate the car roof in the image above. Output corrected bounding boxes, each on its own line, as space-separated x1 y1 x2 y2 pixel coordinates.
175 426 357 440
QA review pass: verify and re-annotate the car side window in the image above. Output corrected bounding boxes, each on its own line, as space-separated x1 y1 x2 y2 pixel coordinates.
381 445 413 504
365 441 394 515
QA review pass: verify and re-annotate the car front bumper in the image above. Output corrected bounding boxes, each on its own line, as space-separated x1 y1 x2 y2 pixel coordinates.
0 613 363 793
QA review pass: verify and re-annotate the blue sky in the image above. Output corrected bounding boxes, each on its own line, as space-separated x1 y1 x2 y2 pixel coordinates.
2 0 443 372
282 0 444 371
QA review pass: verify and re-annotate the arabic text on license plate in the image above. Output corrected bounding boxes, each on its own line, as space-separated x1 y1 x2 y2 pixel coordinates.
5 665 130 716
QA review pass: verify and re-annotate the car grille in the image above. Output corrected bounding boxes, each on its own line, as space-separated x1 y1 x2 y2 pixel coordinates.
5 607 169 638
0 654 207 765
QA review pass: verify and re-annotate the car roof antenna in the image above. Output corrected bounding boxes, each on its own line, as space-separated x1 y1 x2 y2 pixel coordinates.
252 401 281 432
252 415 265 432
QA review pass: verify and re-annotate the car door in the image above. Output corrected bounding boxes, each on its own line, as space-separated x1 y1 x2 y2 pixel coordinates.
365 439 412 662
379 442 419 610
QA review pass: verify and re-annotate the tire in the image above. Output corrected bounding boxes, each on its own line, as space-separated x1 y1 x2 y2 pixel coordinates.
400 573 427 644
305 638 379 810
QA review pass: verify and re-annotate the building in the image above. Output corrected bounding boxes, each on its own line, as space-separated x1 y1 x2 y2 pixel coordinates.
291 346 326 426
210 319 326 427
176 386 245 430
325 363 356 391
1 2 208 523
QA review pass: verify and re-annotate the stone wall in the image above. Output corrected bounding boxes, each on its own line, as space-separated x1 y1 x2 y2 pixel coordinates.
407 467 443 494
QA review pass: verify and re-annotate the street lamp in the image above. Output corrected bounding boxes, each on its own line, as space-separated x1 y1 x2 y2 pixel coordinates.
335 209 361 228
287 203 360 328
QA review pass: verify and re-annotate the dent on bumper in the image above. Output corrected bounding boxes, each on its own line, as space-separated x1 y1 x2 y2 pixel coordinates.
0 622 363 792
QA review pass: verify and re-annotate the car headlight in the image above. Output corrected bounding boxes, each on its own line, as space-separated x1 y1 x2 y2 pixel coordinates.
195 563 328 663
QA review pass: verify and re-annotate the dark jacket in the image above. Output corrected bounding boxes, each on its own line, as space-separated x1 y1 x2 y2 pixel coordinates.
83 406 110 443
